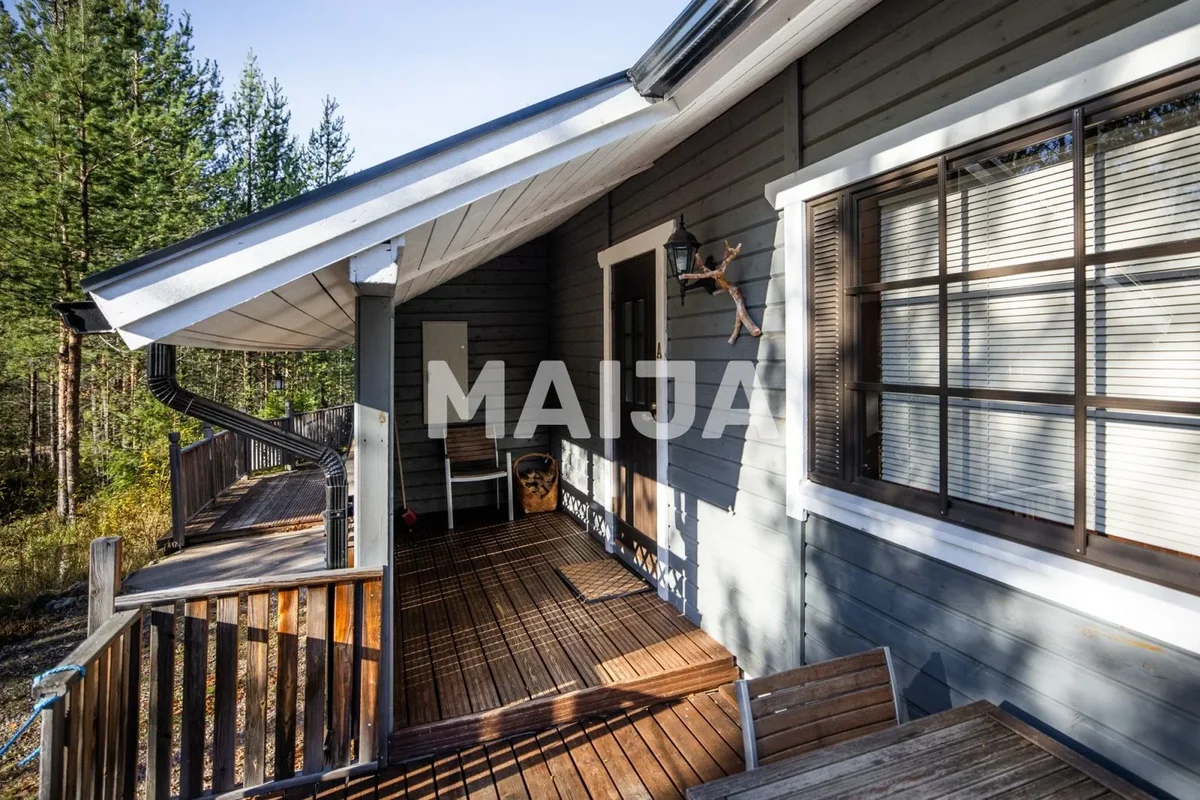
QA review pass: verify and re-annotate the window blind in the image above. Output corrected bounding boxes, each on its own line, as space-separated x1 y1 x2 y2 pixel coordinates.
813 79 1200 580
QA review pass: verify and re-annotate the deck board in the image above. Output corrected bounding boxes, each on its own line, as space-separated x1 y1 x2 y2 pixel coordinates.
182 451 354 543
390 512 737 762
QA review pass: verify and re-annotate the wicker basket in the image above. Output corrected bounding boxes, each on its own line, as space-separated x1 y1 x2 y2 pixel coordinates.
513 453 559 514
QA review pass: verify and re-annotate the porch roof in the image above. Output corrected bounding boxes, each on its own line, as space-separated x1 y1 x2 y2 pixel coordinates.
83 0 879 352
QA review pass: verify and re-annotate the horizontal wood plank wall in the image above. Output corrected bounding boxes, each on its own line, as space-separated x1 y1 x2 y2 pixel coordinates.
799 0 1189 165
394 240 551 513
548 70 800 678
802 513 1200 799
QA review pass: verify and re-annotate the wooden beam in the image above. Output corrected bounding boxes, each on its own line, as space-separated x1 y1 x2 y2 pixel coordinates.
113 566 384 610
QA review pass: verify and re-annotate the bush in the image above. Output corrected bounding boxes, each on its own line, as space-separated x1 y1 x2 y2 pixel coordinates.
0 477 169 612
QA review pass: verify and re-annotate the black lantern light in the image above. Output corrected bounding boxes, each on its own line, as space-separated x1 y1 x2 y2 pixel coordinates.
664 216 716 305
272 372 285 392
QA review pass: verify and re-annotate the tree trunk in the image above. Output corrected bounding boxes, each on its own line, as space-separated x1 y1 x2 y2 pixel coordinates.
28 370 39 472
56 320 81 522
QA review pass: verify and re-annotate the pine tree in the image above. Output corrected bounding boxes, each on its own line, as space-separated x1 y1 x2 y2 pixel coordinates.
305 95 354 188
0 0 222 520
218 51 266 218
256 77 304 206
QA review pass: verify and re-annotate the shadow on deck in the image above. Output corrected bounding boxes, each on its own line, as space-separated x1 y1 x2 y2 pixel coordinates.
389 511 739 765
182 447 354 545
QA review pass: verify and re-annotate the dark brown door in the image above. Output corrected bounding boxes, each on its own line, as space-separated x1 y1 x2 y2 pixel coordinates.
611 253 658 563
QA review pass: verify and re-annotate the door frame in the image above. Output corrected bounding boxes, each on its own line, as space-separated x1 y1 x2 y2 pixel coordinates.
598 218 674 600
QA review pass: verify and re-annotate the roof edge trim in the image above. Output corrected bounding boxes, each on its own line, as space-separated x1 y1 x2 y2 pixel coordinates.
82 70 631 294
630 0 768 98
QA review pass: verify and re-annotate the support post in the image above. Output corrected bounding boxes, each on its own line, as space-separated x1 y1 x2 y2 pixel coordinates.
168 432 185 549
350 238 399 761
283 401 295 470
203 424 217 504
88 536 122 635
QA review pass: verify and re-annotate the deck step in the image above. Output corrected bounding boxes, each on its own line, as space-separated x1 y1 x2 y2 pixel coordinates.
387 655 741 764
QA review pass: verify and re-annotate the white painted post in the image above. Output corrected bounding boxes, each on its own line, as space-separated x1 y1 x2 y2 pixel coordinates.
350 240 398 762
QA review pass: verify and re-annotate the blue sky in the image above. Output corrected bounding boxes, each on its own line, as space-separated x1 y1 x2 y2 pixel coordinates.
182 0 687 171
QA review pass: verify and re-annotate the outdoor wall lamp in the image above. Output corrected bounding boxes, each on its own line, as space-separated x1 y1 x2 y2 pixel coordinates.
272 372 285 391
664 216 717 305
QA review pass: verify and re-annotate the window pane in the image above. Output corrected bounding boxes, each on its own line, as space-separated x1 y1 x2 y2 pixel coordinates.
875 392 939 492
949 399 1074 525
948 269 1074 393
948 135 1074 273
1086 91 1200 254
1089 411 1200 556
1088 255 1200 400
877 187 940 282
860 286 938 388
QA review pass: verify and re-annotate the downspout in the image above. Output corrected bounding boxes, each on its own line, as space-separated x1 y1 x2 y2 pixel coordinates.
146 343 349 568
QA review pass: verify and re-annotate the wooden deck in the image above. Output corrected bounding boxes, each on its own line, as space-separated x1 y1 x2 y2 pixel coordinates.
182 451 354 544
390 512 739 762
267 689 745 799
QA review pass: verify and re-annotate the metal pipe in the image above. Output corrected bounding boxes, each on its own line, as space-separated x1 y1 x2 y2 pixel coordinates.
146 344 348 568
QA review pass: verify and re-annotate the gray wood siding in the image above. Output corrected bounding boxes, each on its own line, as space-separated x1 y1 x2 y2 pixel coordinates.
803 513 1200 799
799 0 1188 165
394 240 551 513
538 3 1200 795
548 69 802 677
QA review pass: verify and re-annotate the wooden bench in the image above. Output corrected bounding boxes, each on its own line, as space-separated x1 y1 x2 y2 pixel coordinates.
443 424 512 529
734 647 903 769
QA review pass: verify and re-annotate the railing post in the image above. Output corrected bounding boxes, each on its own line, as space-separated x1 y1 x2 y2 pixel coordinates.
88 537 122 635
168 432 185 549
283 401 295 471
203 425 217 502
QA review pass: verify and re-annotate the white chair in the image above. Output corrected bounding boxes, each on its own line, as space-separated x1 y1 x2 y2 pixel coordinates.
443 424 513 529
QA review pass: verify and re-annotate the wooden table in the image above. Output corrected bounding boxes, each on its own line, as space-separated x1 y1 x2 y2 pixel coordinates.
688 700 1152 799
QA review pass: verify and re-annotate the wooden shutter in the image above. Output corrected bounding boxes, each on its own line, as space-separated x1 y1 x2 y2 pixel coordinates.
810 198 844 481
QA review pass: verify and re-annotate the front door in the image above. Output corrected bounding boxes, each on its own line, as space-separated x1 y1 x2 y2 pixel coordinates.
611 253 658 571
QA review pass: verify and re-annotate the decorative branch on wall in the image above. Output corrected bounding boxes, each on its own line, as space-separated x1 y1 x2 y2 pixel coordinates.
679 241 762 344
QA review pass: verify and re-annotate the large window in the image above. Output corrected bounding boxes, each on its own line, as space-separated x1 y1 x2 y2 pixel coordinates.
808 67 1200 592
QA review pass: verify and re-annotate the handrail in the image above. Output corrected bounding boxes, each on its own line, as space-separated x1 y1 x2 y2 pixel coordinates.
114 566 384 610
34 609 141 699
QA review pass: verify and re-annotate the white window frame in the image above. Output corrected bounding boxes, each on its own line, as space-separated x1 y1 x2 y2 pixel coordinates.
598 219 674 601
768 0 1200 657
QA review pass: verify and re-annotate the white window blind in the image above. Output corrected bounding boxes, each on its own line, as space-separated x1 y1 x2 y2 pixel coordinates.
878 191 940 491
1080 96 1200 557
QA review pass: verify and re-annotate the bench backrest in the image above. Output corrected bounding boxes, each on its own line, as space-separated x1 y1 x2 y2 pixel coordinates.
735 647 902 769
444 424 497 465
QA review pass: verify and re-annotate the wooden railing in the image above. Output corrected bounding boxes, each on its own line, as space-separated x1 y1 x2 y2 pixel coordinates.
34 608 142 800
168 404 353 546
37 537 383 799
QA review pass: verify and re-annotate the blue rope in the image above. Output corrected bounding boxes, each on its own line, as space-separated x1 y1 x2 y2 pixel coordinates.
0 664 86 768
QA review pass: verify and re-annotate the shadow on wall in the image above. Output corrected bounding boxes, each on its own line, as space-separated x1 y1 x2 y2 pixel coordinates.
802 515 1194 800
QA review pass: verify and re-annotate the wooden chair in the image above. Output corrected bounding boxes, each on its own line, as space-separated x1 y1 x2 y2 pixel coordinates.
443 424 513 529
734 647 903 769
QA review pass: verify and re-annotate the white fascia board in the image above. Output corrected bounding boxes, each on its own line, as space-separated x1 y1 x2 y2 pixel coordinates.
766 0 1200 208
668 0 880 112
93 83 675 349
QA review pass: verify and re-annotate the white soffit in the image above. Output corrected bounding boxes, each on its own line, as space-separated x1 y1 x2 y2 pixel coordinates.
87 0 878 351
390 0 881 306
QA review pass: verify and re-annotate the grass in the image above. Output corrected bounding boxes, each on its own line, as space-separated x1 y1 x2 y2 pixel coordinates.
0 477 170 616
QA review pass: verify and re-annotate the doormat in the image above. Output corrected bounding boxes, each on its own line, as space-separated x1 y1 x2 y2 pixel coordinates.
557 559 652 603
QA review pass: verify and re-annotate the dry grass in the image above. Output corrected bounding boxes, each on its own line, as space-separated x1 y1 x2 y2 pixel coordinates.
0 478 170 611
0 479 170 795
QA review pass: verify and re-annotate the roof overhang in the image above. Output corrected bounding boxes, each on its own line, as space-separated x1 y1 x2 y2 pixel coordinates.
84 0 879 351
